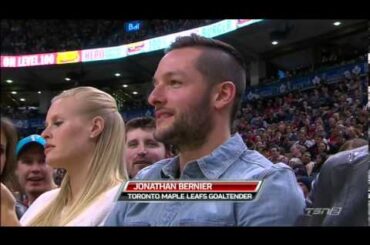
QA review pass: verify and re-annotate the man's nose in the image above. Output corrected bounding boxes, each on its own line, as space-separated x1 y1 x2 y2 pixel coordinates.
148 84 166 107
137 144 148 155
30 162 42 172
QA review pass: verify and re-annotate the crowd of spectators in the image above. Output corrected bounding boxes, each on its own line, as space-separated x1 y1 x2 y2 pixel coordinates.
259 49 367 86
1 19 218 55
234 72 368 199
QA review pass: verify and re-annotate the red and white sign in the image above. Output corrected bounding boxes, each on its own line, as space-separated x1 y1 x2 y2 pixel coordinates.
81 48 105 62
120 181 262 201
124 181 261 192
1 53 56 68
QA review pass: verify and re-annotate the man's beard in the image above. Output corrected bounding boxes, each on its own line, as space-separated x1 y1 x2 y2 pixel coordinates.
154 96 213 151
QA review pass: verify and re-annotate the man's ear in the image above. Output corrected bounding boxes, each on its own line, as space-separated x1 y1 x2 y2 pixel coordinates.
165 149 172 158
165 145 176 158
212 81 236 111
89 116 105 139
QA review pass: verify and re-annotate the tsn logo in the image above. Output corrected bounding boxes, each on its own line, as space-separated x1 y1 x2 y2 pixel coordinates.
304 207 342 216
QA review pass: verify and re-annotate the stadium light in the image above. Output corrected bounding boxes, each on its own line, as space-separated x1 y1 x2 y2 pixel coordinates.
272 41 279 45
6 79 13 84
38 91 42 94
20 98 26 102
11 91 17 95
115 73 121 77
333 21 341 26
65 77 71 81
132 91 138 95
123 84 128 88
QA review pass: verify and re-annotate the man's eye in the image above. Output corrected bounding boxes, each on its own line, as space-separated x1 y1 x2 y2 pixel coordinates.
53 121 63 126
169 80 182 87
147 142 159 147
22 160 33 165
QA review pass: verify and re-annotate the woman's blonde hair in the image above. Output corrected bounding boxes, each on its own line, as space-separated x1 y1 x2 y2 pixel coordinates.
29 86 127 226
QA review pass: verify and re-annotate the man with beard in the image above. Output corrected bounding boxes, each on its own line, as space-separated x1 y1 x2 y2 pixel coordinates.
124 117 170 178
105 34 305 226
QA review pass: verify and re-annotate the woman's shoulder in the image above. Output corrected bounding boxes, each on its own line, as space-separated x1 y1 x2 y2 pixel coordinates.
99 183 123 203
27 188 60 211
36 188 61 201
106 183 123 195
65 183 123 226
20 188 61 225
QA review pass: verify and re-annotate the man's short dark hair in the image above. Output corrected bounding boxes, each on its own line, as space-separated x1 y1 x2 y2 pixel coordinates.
126 116 156 133
165 34 247 126
125 116 171 152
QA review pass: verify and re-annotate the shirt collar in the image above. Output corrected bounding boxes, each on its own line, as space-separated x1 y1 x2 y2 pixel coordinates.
160 133 247 180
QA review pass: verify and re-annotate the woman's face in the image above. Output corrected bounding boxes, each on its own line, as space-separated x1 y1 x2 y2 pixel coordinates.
41 97 95 169
0 129 7 174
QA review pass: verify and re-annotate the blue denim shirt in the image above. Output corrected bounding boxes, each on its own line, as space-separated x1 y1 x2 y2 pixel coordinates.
105 133 305 226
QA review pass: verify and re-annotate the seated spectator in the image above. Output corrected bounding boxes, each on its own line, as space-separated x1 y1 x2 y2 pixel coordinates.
301 152 315 176
292 164 309 177
290 144 303 159
311 152 328 177
15 134 57 218
124 116 170 178
1 117 22 226
268 146 283 164
1 86 127 226
105 34 305 226
300 145 368 226
53 168 66 186
297 176 313 199
1 118 18 191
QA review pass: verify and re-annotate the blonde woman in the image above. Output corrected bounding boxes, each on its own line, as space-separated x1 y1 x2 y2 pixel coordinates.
3 87 127 226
